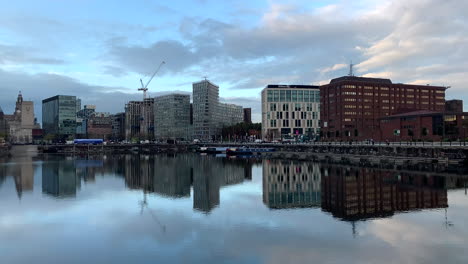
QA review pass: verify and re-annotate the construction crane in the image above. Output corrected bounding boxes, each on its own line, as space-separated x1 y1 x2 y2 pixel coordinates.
138 61 165 100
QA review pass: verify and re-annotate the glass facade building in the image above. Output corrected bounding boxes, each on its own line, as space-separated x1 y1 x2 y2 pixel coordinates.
42 95 77 138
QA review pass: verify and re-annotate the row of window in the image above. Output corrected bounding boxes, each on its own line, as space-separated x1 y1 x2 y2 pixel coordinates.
270 103 319 112
267 111 319 120
266 90 320 103
269 119 318 128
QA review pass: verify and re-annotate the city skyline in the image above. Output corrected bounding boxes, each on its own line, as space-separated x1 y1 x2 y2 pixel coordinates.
1 0 467 123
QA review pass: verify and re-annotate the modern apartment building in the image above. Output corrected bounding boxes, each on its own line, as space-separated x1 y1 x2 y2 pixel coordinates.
261 85 320 141
154 94 192 141
42 95 78 139
219 103 243 127
193 79 221 141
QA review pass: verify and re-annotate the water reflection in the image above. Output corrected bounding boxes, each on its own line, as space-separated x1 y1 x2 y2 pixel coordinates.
42 156 81 198
262 159 468 222
262 160 321 208
0 156 35 199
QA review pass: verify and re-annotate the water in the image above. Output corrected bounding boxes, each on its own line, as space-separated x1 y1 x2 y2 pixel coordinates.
1 151 467 264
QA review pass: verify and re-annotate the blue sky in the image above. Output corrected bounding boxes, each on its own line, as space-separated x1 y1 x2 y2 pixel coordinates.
1 0 467 122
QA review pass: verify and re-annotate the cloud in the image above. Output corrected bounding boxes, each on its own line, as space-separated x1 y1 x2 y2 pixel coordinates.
0 44 65 65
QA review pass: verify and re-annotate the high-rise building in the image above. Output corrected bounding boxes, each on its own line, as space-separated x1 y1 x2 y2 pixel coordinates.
193 79 220 141
42 95 78 139
192 79 245 141
4 92 37 143
261 85 320 141
154 94 191 141
320 76 446 141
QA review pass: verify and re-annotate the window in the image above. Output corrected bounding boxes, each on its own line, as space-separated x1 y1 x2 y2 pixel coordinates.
283 104 289 111
292 90 297 102
270 104 277 111
270 120 277 127
280 90 286 101
295 103 301 111
286 90 292 101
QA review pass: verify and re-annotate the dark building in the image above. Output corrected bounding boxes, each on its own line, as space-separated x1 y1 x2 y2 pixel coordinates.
111 112 126 141
445 99 463 113
320 76 446 141
0 107 8 139
243 108 252 124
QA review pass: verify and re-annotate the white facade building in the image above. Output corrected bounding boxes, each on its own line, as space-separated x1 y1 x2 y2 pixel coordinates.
261 85 320 141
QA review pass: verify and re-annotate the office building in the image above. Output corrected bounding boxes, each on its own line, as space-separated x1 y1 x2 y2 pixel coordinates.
154 94 191 141
320 76 446 141
42 95 78 139
261 85 320 141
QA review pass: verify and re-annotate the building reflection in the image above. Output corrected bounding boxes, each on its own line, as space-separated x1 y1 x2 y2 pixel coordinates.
122 154 253 213
262 160 468 221
321 166 449 221
262 160 321 209
42 157 81 198
0 156 35 199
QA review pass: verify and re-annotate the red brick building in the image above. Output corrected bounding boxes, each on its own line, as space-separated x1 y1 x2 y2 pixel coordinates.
87 113 112 139
320 76 446 141
380 110 468 141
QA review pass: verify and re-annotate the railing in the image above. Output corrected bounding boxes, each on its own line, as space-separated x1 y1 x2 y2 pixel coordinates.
213 141 468 148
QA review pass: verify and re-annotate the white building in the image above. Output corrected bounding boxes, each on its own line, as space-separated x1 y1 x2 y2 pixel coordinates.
261 85 320 141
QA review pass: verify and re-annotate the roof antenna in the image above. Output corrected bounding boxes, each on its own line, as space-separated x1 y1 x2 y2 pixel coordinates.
349 61 354 77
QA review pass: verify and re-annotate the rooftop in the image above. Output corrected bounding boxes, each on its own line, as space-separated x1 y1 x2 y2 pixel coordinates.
329 76 392 84
265 84 320 89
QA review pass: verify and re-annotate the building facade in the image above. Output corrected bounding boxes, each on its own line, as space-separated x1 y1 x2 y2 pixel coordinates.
111 112 126 141
261 85 320 141
193 79 221 141
125 98 155 141
42 95 78 140
219 103 243 127
154 94 191 141
87 112 112 139
4 92 37 144
320 76 446 141
379 110 468 141
243 108 252 124
76 105 96 138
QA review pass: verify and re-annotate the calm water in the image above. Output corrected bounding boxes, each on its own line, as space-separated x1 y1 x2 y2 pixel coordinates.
1 151 468 264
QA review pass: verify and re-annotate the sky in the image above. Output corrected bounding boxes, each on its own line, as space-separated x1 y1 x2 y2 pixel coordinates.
0 0 467 122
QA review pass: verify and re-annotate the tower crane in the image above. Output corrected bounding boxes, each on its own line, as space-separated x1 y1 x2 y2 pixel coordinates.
138 61 165 100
